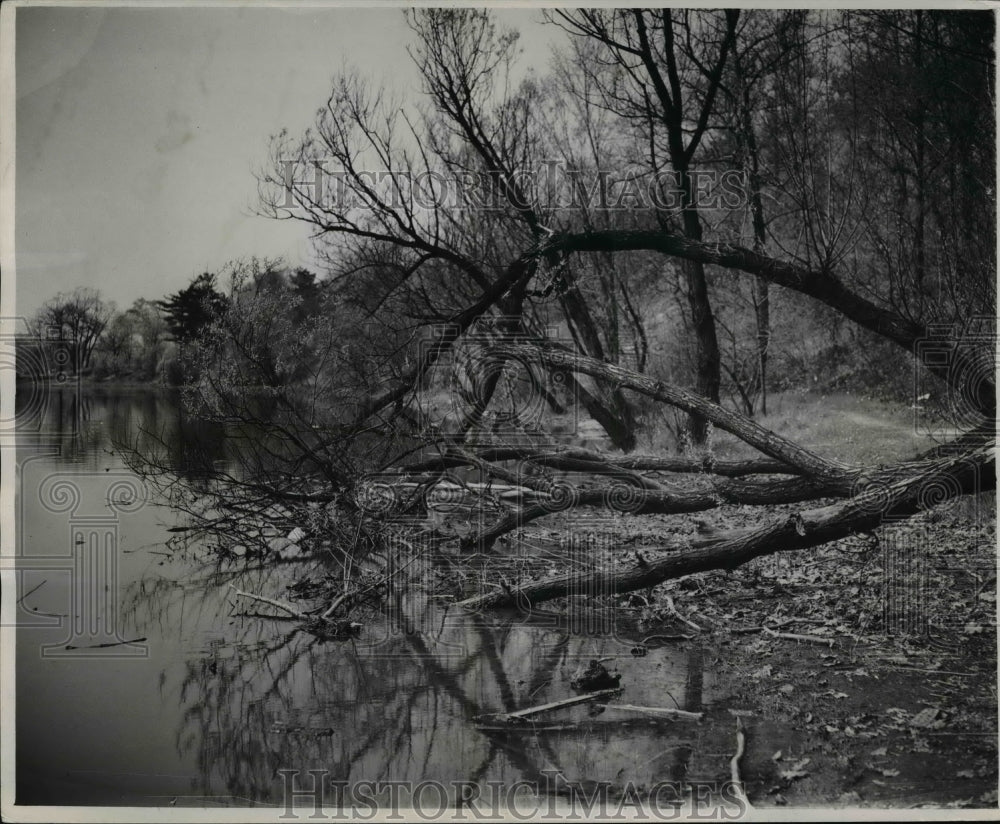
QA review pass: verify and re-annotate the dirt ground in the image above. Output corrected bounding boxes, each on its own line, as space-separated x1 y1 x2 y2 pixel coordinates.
443 389 997 809
460 484 997 809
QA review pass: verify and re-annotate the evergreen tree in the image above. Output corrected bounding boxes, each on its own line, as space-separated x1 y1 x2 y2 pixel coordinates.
157 273 228 344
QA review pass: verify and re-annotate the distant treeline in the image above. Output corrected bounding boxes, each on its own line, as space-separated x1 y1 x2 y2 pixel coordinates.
17 262 325 385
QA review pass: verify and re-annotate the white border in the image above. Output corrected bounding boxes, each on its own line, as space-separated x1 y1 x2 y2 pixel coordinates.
1 2 997 822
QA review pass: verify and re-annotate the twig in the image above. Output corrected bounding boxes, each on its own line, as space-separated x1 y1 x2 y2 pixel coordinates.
763 627 835 647
730 716 751 808
322 592 352 620
528 680 552 699
477 724 581 733
665 595 702 633
507 687 623 719
229 585 306 619
597 703 702 721
230 610 299 622
477 688 623 724
65 637 146 650
17 579 47 605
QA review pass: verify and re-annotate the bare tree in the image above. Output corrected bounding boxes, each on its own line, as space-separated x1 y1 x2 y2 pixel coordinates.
547 9 741 443
33 287 115 372
166 9 995 619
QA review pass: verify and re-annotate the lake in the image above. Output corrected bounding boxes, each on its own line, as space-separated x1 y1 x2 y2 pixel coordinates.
14 385 742 813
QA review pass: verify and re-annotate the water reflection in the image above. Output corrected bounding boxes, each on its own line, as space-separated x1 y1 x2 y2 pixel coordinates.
16 384 228 477
149 579 704 805
16 387 721 808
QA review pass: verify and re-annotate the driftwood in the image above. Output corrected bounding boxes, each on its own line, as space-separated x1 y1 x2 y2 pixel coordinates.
229 585 307 619
596 703 703 721
505 687 623 719
474 687 623 726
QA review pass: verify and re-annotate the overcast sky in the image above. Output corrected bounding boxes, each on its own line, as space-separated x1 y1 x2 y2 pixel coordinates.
15 4 554 319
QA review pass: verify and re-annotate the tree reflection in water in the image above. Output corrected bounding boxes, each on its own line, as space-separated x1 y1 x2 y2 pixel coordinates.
124 563 718 806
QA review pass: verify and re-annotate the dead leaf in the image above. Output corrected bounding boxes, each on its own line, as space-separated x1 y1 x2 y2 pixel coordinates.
910 707 940 729
780 768 810 782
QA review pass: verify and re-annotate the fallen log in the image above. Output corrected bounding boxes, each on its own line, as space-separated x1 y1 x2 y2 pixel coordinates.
404 446 807 478
485 343 856 483
457 445 992 609
461 475 838 552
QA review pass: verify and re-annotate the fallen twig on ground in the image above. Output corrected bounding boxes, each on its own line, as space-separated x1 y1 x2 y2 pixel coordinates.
763 627 835 647
665 595 702 633
731 716 751 808
597 703 703 721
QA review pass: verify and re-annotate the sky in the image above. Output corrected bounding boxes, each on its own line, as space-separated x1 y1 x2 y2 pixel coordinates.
14 4 556 319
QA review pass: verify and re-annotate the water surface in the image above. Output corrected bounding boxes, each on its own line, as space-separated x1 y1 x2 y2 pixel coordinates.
15 386 722 808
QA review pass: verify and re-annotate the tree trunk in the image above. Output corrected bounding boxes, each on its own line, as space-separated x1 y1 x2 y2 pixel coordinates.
457 444 992 609
677 170 722 445
461 475 838 552
524 229 993 414
559 280 639 451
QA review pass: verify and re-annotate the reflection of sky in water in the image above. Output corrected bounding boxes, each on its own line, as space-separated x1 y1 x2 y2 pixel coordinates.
16 388 720 807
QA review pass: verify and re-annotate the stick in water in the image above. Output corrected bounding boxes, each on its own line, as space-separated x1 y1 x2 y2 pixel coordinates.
65 637 147 650
730 716 751 809
597 703 703 721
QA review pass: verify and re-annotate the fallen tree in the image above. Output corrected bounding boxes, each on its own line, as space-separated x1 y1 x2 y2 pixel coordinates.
457 438 993 609
141 8 993 628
